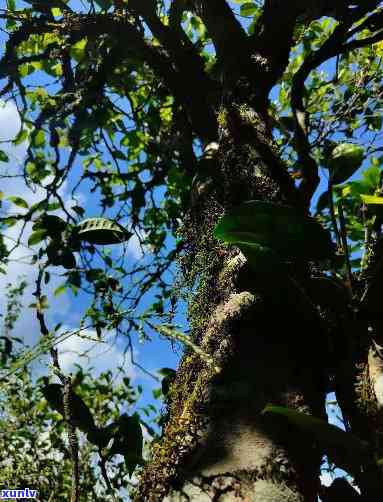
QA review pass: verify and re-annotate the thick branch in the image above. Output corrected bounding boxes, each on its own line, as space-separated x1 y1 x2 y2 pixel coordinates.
127 1 220 140
195 0 250 76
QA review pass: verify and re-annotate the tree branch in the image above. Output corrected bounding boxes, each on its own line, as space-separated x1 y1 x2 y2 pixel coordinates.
194 0 249 76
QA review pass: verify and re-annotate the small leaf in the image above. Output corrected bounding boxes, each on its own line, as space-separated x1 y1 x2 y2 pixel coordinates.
240 2 257 16
28 229 47 246
0 150 9 162
13 129 28 146
160 368 176 396
32 214 67 236
47 244 76 269
327 143 364 184
360 194 383 205
7 196 29 209
71 205 85 217
54 284 67 297
33 130 45 147
76 218 132 245
70 38 88 62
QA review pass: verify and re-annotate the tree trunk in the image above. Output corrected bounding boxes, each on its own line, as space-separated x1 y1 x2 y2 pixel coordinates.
136 101 327 501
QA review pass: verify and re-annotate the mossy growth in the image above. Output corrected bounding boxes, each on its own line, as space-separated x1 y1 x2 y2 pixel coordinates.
217 108 228 129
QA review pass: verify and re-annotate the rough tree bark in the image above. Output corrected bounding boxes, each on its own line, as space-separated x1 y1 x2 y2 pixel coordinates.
136 112 326 501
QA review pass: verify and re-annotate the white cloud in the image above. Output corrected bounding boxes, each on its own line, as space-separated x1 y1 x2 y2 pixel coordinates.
0 101 142 382
57 327 136 380
126 233 144 260
0 100 22 141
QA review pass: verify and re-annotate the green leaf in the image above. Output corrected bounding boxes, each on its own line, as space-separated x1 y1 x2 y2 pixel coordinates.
7 196 29 209
71 205 85 217
41 383 97 434
213 200 334 262
262 405 368 474
327 143 364 184
360 194 383 205
76 218 132 245
13 129 28 146
70 38 87 62
33 130 45 148
160 368 176 396
106 414 143 476
53 284 67 297
32 214 67 236
240 2 257 16
0 150 9 162
28 229 48 246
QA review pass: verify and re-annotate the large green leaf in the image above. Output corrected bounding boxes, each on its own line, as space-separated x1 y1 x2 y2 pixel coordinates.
327 143 364 184
41 382 97 434
76 218 132 245
262 405 368 475
103 413 143 476
32 214 68 236
360 194 383 205
213 200 334 261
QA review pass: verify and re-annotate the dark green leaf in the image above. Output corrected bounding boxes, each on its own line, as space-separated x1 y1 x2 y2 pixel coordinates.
76 218 132 245
47 243 76 269
71 205 85 217
213 200 334 261
7 196 29 209
33 215 68 236
327 143 364 184
262 405 368 475
240 2 257 16
41 383 97 434
0 150 9 162
28 229 48 246
105 413 143 476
